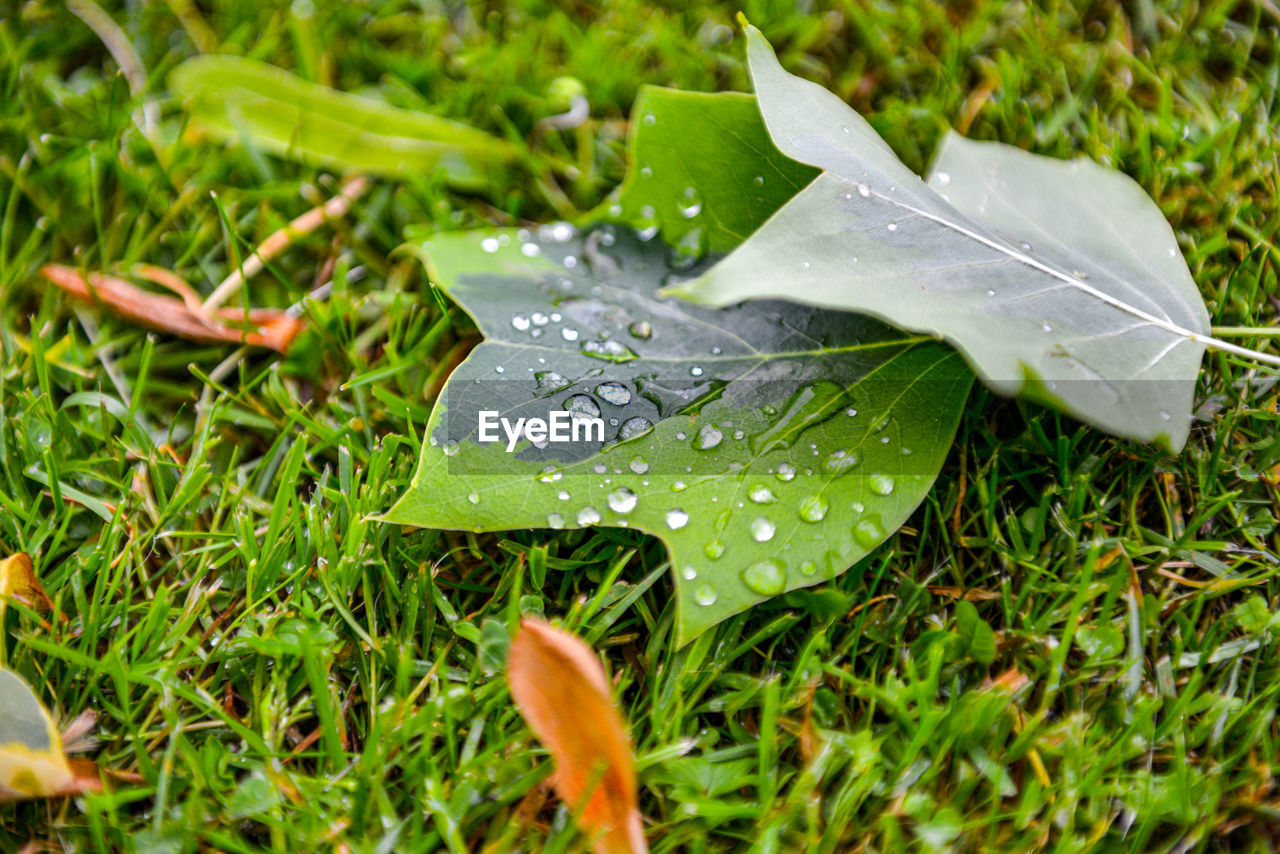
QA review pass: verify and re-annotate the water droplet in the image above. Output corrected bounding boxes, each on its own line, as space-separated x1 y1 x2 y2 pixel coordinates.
541 221 576 243
741 559 786 596
577 507 602 526
531 312 550 326
608 487 638 514
1020 242 1033 252
643 113 656 126
853 518 882 548
640 164 653 178
595 382 633 406
986 289 996 297
666 508 689 530
694 425 723 450
798 495 828 522
561 327 580 342
558 490 570 500
799 560 818 577
467 492 480 504
628 320 653 339
869 473 895 496
629 456 649 474
481 237 500 253
536 371 570 393
511 315 531 331
694 584 718 606
748 484 775 504
887 222 898 232
935 171 951 186
754 175 764 186
671 480 687 492
582 340 637 363
520 243 541 257
823 449 860 474
1159 409 1171 421
679 187 703 219
776 463 797 482
1041 322 1052 333
857 183 871 197
566 394 601 420
704 540 725 560
689 365 704 377
494 365 504 374
563 255 579 269
538 466 563 483
619 416 652 440
750 516 776 542
845 407 858 417
547 513 565 529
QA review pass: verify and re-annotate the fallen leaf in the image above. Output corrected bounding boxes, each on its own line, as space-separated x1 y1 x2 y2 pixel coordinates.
40 265 303 353
507 619 646 854
0 553 52 619
0 668 100 801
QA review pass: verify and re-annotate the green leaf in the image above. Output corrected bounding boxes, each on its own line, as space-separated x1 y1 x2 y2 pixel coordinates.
169 56 517 190
610 86 818 253
380 226 972 643
0 668 74 799
668 26 1217 451
955 601 997 665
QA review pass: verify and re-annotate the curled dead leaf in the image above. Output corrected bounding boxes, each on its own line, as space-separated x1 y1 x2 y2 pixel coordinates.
0 669 101 802
0 553 52 618
507 618 646 854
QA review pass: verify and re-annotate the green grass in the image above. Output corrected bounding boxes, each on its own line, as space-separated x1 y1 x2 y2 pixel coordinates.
3 0 1280 850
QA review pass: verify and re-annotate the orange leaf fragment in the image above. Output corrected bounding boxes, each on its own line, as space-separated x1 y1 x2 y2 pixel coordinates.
507 618 647 854
39 264 303 353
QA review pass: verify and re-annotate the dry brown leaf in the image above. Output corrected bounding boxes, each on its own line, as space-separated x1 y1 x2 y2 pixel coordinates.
0 553 52 618
507 618 646 854
40 264 303 353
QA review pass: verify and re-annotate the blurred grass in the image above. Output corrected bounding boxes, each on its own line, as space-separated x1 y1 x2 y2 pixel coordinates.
2 0 1280 851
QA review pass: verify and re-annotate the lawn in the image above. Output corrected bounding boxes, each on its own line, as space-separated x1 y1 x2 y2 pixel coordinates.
3 0 1280 851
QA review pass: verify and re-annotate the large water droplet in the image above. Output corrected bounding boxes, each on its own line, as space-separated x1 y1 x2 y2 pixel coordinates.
741 559 786 596
666 508 689 529
748 483 775 504
619 416 652 440
823 449 860 474
752 380 849 455
561 327 580 342
704 540 725 560
481 237 500 253
853 518 883 548
798 495 828 522
869 473 895 496
679 187 703 219
694 425 723 450
629 456 649 474
750 516 776 542
582 340 637 363
565 394 601 420
536 371 570 393
595 382 633 406
775 463 796 482
547 513 565 529
607 487 637 514
511 315 531 331
577 507 602 526
694 584 718 606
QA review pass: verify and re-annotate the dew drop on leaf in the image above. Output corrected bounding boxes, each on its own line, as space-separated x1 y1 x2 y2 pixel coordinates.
693 425 723 450
694 584 718 606
690 365 704 377
682 566 697 580
798 495 828 522
679 187 703 219
595 382 633 405
511 315 531 331
629 456 649 474
520 243 541 257
741 559 786 596
853 518 882 548
561 327 580 341
628 320 653 339
582 340 638 363
666 508 689 529
823 449 860 474
869 473 895 496
775 463 796 482
750 516 776 542
704 540 725 560
934 172 951 187
565 394 600 420
481 237 500 253
799 560 818 576
607 487 637 514
577 507 602 526
547 513 565 529
619 416 652 440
